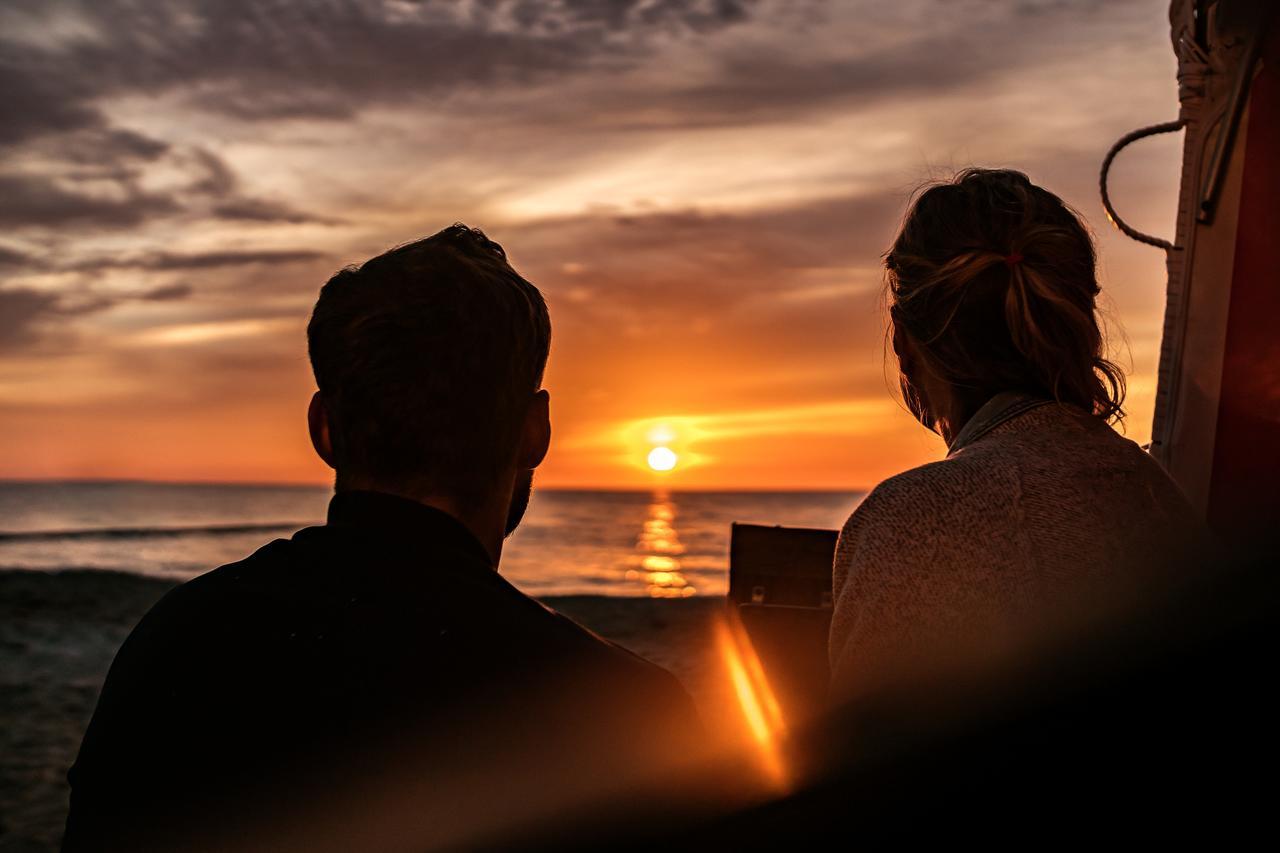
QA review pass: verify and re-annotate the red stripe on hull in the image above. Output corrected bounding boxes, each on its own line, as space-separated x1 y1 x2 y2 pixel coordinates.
1208 22 1280 539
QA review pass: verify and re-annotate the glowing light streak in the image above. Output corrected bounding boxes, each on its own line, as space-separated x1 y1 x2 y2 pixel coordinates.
715 614 788 789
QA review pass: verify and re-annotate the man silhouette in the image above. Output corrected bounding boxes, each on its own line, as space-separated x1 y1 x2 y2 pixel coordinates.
63 226 701 850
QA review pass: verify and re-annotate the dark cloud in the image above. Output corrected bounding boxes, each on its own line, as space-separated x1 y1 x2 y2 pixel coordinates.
74 248 327 272
0 242 320 354
1 267 267 350
181 147 329 224
0 246 32 269
0 244 320 353
210 198 327 224
53 127 171 167
0 0 762 142
0 140 320 232
138 283 194 301
0 0 1091 145
134 249 327 271
0 131 179 263
0 118 180 230
507 189 903 316
510 0 755 33
9 0 758 235
517 1 1145 132
0 61 102 146
186 148 238 197
0 0 1132 241
0 173 183 229
0 288 60 349
668 41 1011 124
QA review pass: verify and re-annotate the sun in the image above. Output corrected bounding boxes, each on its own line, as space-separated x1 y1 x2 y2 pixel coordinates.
647 446 678 472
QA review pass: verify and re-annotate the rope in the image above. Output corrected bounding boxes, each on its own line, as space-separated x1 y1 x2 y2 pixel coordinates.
1099 120 1186 251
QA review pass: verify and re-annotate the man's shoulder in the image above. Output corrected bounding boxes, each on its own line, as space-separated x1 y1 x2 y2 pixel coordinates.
148 537 302 621
550 605 687 687
479 578 692 697
116 537 330 673
138 528 693 708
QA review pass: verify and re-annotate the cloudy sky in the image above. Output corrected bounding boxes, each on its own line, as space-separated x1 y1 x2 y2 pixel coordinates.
0 0 1183 489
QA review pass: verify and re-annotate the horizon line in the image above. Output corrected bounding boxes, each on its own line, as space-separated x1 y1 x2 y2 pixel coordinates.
0 476 868 494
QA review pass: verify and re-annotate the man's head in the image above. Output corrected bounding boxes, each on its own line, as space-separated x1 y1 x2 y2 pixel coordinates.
306 225 550 534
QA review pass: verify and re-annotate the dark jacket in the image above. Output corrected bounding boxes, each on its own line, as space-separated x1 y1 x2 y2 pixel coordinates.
64 491 701 850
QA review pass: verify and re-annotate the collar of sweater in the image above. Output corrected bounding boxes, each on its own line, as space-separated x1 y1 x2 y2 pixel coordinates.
947 392 1054 456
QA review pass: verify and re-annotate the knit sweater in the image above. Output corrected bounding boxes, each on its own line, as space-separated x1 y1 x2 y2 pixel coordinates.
829 393 1208 701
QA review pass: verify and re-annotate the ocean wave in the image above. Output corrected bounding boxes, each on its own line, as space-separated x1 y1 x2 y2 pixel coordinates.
0 521 314 542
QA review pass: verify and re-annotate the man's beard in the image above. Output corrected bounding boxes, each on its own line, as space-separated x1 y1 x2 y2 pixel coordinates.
505 469 534 537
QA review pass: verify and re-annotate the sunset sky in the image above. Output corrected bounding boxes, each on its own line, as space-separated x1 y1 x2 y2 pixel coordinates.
0 0 1184 490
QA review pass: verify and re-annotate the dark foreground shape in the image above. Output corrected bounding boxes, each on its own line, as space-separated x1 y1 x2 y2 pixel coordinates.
64 492 701 851
540 547 1279 850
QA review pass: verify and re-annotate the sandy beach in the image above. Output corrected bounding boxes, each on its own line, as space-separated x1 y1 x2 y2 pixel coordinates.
0 569 727 851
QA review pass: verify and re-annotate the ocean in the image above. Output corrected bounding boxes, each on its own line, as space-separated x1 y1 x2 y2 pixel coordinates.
0 482 864 597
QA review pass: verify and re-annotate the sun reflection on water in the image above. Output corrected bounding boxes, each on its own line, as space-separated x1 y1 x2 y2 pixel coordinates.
625 491 697 597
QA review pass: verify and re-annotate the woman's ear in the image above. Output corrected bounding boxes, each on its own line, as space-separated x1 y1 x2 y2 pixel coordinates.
892 324 940 433
307 391 336 469
517 389 551 470
891 322 914 370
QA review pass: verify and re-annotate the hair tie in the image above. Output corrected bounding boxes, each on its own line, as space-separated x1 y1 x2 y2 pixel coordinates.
1004 252 1024 269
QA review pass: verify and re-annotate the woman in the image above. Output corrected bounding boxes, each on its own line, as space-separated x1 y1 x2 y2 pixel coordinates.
830 169 1207 701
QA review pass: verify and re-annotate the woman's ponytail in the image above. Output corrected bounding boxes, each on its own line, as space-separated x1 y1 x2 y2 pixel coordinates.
886 169 1125 430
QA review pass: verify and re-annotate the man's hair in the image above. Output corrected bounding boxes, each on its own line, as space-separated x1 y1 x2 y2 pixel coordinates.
307 225 550 505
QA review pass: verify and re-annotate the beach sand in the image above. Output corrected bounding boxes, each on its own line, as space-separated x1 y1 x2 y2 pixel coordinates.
0 570 728 851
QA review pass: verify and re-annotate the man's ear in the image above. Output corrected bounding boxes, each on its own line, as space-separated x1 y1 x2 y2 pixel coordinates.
517 389 551 470
307 391 336 469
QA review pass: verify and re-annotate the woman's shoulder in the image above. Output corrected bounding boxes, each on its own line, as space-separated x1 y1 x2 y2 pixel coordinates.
835 453 1010 578
847 450 1014 532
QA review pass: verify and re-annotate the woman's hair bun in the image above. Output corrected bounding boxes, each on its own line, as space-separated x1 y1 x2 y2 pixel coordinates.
887 168 1124 428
